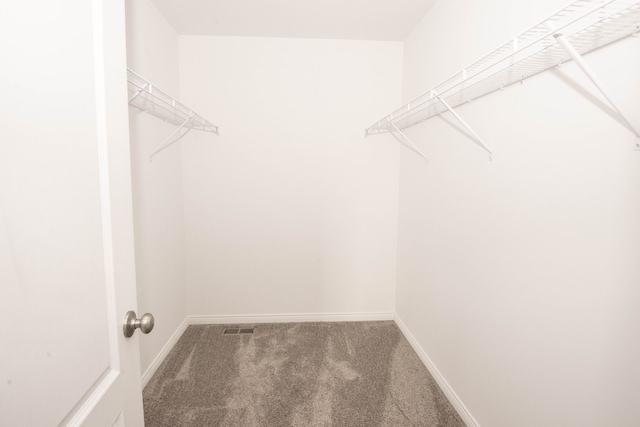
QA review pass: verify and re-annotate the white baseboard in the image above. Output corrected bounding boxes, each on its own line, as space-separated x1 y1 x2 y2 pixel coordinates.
189 312 394 325
394 314 480 427
141 316 190 388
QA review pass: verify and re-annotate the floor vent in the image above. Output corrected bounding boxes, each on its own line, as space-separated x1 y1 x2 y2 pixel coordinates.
223 328 254 335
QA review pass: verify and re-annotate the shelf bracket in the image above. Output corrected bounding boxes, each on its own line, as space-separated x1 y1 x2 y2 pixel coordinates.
386 119 429 163
150 115 194 160
433 91 493 156
128 82 150 104
551 30 640 148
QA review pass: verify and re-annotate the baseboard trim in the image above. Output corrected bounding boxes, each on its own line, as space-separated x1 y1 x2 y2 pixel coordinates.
394 314 480 427
141 316 190 389
189 312 395 325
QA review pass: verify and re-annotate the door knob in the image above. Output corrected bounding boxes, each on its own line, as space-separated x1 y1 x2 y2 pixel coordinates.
123 311 155 338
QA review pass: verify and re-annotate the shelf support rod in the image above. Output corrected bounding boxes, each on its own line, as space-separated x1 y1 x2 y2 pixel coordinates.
433 91 493 155
150 116 193 160
128 82 150 104
552 32 640 144
386 119 429 163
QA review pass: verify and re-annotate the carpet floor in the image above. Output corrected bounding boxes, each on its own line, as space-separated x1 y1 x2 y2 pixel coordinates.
143 321 465 426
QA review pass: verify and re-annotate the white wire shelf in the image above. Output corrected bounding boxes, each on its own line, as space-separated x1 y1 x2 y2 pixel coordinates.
127 69 218 158
366 0 640 144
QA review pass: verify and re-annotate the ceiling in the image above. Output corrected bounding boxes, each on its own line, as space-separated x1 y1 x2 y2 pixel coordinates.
149 0 438 41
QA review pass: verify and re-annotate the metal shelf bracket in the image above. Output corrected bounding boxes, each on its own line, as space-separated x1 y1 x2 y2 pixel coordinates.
548 24 640 146
432 91 493 157
128 82 150 104
386 119 429 163
149 116 194 160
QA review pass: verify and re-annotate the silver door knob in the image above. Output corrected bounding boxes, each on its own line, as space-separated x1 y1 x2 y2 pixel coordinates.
123 311 155 338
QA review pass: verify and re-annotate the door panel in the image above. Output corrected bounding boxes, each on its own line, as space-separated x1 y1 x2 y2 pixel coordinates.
0 1 143 426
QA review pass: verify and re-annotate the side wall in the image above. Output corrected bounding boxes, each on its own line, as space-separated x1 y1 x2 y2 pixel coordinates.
396 1 640 426
179 36 403 319
125 0 187 377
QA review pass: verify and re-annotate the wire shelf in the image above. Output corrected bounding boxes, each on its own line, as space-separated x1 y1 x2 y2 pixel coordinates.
366 0 640 136
127 69 218 134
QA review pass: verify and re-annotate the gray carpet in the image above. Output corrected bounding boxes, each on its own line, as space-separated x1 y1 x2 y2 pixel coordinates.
143 321 465 426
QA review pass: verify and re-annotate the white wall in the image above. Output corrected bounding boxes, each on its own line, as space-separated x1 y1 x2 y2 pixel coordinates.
179 36 403 318
125 0 187 376
396 1 640 426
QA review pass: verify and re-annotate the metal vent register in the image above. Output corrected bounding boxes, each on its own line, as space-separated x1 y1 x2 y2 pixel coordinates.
223 328 255 335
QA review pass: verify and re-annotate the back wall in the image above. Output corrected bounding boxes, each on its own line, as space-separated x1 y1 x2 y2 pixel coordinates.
179 36 403 318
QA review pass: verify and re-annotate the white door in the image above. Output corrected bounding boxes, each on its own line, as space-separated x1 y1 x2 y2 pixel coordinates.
0 1 145 426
